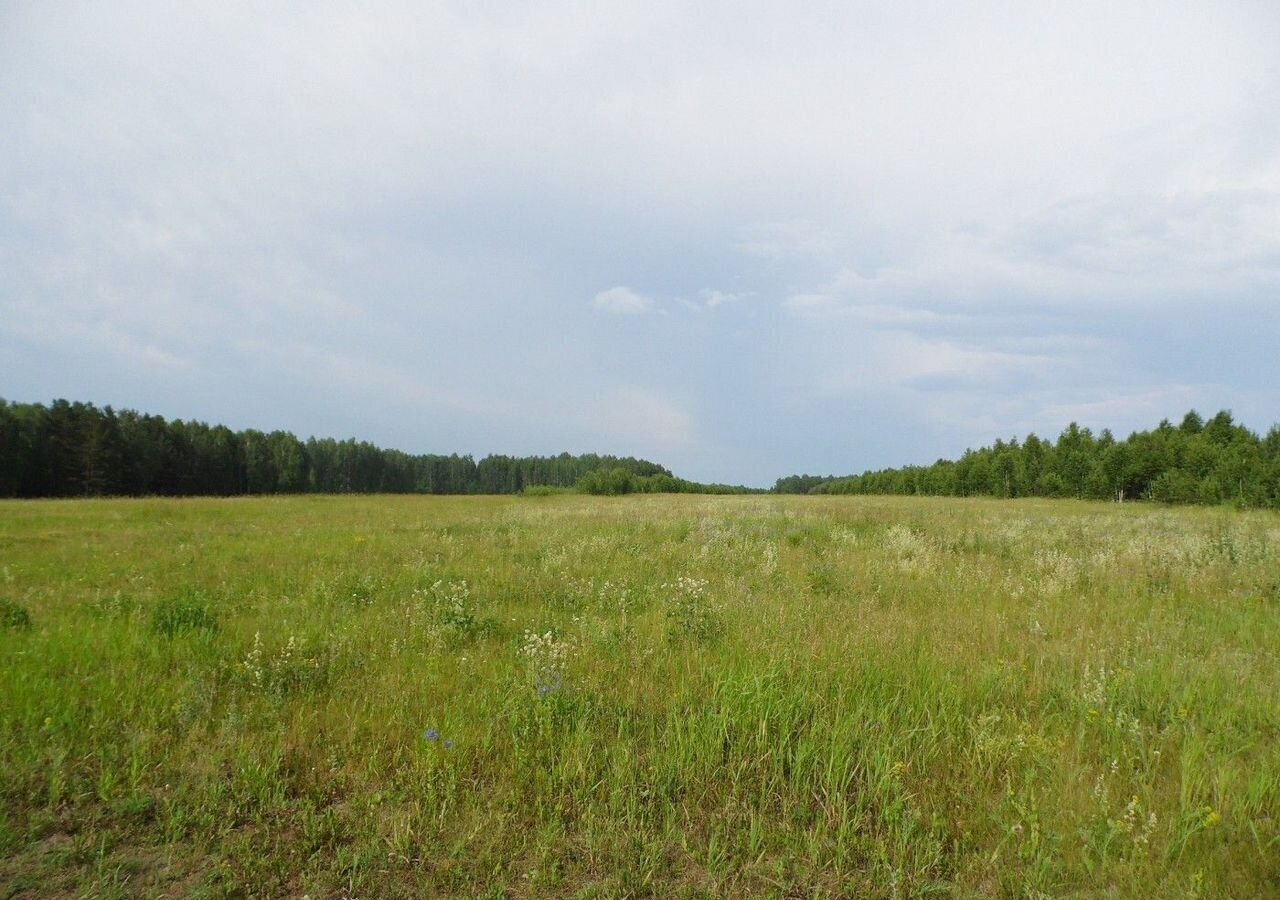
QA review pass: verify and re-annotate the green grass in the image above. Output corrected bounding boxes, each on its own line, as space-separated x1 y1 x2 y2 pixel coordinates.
0 494 1277 898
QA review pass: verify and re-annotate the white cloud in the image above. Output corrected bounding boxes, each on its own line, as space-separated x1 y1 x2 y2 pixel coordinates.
738 221 847 262
810 330 1062 395
699 288 748 308
232 337 505 420
785 291 968 327
781 185 1280 326
585 387 697 453
591 286 653 315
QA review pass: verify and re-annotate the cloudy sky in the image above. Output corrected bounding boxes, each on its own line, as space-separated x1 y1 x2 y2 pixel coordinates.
3 2 1278 485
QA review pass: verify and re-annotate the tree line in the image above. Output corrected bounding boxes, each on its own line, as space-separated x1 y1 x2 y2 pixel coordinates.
776 411 1280 508
0 399 679 498
9 399 1275 505
574 467 759 496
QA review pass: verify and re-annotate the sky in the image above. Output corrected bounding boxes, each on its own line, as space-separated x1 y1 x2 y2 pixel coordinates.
2 1 1279 486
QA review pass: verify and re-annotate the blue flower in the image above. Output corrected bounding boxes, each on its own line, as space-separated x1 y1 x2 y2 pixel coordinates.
423 728 440 742
444 739 454 750
536 672 564 697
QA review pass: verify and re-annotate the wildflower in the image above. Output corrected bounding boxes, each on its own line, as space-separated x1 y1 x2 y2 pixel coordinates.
536 672 564 697
1135 810 1157 848
1011 823 1024 837
423 728 439 742
444 740 454 750
521 629 575 694
1122 795 1141 832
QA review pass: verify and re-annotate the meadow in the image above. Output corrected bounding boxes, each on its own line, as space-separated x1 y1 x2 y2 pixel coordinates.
0 494 1276 898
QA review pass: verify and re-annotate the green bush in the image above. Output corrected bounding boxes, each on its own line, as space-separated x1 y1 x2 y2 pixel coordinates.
0 598 32 630
576 467 638 495
1149 470 1198 504
150 593 218 636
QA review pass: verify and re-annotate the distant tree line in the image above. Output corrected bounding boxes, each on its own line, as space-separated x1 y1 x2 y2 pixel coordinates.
0 398 678 498
574 467 759 496
776 411 1280 508
772 474 835 495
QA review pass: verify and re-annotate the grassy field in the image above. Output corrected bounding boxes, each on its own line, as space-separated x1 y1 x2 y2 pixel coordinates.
0 494 1277 898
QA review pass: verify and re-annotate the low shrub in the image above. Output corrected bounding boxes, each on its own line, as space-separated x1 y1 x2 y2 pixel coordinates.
151 592 219 636
0 598 32 630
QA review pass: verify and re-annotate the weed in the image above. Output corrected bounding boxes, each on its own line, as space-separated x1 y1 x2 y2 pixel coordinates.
150 592 218 636
0 597 32 630
663 575 723 643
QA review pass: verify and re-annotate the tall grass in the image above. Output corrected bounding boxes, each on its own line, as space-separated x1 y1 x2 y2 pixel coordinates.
0 495 1276 897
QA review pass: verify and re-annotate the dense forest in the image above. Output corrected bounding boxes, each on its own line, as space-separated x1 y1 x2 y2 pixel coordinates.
6 400 1278 505
571 466 760 496
0 399 685 498
776 411 1280 508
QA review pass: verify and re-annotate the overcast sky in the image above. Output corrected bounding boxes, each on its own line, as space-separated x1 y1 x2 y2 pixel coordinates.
3 2 1279 485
